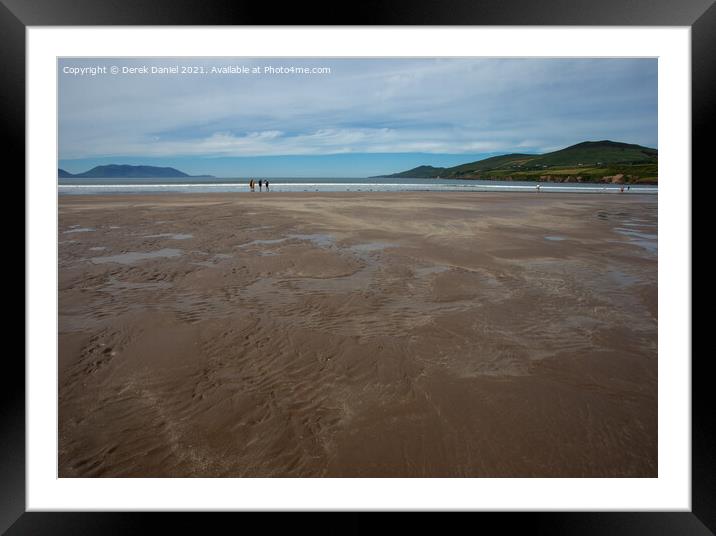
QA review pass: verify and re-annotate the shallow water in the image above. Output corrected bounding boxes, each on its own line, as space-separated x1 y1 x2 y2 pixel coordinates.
237 238 288 248
289 233 336 248
90 248 183 264
614 228 657 241
413 265 451 277
613 225 657 254
606 269 642 287
348 242 397 252
144 233 193 240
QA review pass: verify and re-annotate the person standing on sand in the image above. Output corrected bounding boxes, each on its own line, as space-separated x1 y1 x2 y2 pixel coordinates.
536 184 541 192
258 179 263 192
265 180 270 192
249 179 255 192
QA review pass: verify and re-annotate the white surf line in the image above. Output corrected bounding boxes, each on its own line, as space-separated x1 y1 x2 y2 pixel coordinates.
58 183 248 188
58 183 658 192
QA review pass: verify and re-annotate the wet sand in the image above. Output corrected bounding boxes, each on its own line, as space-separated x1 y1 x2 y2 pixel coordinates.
58 192 657 477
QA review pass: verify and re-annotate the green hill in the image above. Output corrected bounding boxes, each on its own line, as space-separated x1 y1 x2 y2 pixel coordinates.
528 141 657 167
374 140 657 184
379 165 448 179
446 153 535 175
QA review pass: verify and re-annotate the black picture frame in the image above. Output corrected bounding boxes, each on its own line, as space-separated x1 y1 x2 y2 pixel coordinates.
7 0 709 533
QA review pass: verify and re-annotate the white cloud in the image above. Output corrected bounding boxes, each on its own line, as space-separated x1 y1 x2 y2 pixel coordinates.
58 58 658 159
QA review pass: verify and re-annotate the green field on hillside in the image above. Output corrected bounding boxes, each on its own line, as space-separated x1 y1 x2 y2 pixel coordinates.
375 140 658 183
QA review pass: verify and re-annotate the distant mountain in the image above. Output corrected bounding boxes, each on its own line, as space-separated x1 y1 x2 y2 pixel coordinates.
58 164 214 179
383 165 449 179
372 141 658 184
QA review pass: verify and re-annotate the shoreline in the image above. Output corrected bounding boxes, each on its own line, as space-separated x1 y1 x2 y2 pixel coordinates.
57 190 658 200
57 179 658 196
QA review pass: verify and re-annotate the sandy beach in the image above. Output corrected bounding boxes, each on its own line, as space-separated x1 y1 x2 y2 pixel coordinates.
58 192 657 477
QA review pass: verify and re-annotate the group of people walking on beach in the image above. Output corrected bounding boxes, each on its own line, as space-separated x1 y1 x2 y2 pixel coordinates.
249 179 269 192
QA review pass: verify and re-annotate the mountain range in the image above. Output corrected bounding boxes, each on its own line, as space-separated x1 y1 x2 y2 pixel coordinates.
372 141 658 184
58 165 214 179
58 141 657 184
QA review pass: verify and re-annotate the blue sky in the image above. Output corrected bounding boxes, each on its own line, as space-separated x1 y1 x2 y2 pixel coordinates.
58 58 657 178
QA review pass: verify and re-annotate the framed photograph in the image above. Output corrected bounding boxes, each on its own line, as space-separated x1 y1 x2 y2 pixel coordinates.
9 0 709 532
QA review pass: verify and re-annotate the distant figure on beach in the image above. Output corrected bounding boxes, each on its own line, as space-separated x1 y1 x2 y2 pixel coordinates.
627 185 631 191
265 180 270 191
258 179 263 192
620 185 625 193
249 179 255 192
536 184 541 192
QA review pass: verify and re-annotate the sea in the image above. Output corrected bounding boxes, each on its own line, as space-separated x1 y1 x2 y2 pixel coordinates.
58 177 658 195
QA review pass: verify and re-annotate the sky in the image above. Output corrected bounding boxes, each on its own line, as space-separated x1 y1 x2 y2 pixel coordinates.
58 58 657 178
